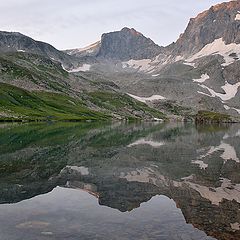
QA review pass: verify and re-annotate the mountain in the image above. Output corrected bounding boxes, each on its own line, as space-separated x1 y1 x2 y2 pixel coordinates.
62 1 240 120
65 27 162 61
0 1 240 121
0 31 76 68
169 0 240 57
69 1 240 67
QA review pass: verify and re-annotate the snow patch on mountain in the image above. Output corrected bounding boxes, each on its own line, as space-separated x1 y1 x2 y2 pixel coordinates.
68 64 91 73
186 38 240 66
191 160 208 169
122 59 155 72
198 81 240 101
67 41 100 55
128 138 165 148
224 105 240 114
128 93 166 103
231 223 240 231
235 11 240 21
175 56 184 61
183 61 196 67
193 74 210 83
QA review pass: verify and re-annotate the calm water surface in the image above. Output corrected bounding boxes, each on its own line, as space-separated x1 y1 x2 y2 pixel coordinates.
0 122 240 240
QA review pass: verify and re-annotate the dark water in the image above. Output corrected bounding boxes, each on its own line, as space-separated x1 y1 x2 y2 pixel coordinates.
0 122 240 240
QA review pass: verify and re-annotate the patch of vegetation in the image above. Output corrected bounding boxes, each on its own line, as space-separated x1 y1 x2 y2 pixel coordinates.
0 57 35 80
0 53 70 91
158 101 192 116
88 91 165 120
0 83 109 121
195 110 232 123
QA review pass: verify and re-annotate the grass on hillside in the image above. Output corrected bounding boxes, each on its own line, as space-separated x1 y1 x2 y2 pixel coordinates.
0 83 108 121
0 84 165 121
195 110 231 123
88 91 165 120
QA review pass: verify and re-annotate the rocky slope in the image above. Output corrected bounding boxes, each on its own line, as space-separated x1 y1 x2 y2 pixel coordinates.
0 51 165 121
169 0 240 57
63 1 240 120
0 31 77 69
65 27 162 61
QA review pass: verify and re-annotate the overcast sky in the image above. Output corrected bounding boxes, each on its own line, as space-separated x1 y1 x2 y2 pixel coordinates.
0 0 228 50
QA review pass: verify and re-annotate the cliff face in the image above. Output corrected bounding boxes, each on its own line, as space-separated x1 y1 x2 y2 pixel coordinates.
66 27 162 61
171 1 240 56
96 27 162 60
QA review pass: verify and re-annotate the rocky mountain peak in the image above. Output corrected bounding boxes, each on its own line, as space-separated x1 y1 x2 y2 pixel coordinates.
65 27 162 61
96 27 162 61
120 27 142 36
193 0 240 23
171 0 240 56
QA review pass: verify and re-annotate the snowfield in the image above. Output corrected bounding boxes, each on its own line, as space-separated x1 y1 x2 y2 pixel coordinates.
67 41 100 55
224 105 240 114
128 138 165 148
186 178 240 206
183 61 196 67
123 37 240 73
122 59 155 72
235 11 240 21
191 160 208 170
186 38 240 66
128 93 166 103
193 74 210 83
68 64 91 73
198 81 240 101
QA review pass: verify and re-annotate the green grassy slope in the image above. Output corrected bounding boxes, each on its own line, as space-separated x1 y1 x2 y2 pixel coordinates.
0 83 165 121
195 110 232 123
88 91 165 120
0 83 108 121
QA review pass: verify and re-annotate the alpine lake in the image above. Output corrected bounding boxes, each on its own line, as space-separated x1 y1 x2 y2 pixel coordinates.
0 121 240 240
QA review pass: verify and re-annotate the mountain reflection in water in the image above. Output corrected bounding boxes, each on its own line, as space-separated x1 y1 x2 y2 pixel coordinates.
0 122 240 240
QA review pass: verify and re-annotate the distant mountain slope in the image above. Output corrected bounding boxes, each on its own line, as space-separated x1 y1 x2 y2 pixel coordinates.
67 1 240 68
169 0 240 57
0 31 76 68
61 1 240 120
65 27 163 61
0 52 164 121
